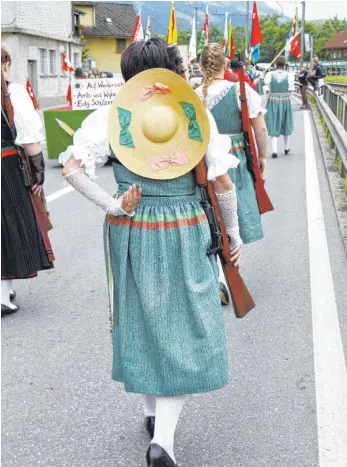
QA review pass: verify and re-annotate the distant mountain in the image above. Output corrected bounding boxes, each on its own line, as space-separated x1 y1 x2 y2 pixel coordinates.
130 1 289 35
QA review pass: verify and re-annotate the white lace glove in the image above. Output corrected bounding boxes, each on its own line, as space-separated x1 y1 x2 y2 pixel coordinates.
216 189 243 250
64 168 134 216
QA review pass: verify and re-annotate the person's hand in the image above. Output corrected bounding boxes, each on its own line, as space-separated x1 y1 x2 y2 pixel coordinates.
259 157 266 180
121 184 142 213
229 244 241 268
32 184 43 196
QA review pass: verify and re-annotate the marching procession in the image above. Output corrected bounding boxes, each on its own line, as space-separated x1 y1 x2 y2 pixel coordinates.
2 1 347 467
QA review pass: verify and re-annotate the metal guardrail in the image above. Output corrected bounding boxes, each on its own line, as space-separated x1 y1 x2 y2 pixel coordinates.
322 84 347 131
325 82 347 89
294 80 347 187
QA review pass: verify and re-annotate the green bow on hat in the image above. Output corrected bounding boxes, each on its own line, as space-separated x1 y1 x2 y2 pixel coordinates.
118 107 135 148
179 102 203 142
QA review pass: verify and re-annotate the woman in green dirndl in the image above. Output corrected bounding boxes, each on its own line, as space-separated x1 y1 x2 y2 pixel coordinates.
60 39 243 467
264 56 295 158
255 65 264 95
196 44 268 245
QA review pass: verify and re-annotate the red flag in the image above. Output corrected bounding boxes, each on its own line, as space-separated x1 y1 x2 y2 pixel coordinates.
61 52 74 72
289 31 301 59
250 1 262 47
131 9 144 42
66 83 72 106
26 79 39 110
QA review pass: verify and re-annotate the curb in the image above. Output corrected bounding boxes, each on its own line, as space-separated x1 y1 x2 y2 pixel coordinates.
295 92 347 254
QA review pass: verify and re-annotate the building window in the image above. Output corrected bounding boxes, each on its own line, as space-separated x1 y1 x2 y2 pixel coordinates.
337 51 342 58
332 51 337 58
74 53 80 69
74 12 80 36
40 48 47 74
116 39 126 54
49 50 56 74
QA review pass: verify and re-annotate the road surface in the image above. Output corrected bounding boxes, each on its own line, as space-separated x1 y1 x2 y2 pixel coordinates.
2 99 347 467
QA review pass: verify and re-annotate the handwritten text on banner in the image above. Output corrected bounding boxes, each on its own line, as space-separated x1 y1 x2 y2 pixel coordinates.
72 78 124 110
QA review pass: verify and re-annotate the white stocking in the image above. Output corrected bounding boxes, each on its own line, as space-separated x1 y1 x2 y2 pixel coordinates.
284 135 291 150
1 280 16 309
141 394 156 417
151 395 187 463
271 137 278 154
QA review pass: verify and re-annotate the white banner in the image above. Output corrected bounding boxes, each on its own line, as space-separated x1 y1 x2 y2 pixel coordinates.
71 78 124 110
305 34 311 52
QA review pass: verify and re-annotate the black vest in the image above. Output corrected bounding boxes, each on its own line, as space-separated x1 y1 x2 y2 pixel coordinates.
1 81 15 149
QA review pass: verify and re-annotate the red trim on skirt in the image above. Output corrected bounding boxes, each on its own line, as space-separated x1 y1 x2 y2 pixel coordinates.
1 149 17 158
1 272 37 280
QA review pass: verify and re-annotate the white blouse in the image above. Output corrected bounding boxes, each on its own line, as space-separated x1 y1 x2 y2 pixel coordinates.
8 83 45 145
263 70 295 92
195 81 266 119
59 104 239 182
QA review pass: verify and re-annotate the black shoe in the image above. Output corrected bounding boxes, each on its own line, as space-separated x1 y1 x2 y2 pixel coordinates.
145 416 155 439
1 304 19 318
219 282 229 306
272 153 278 158
146 444 176 467
285 149 290 155
10 290 16 300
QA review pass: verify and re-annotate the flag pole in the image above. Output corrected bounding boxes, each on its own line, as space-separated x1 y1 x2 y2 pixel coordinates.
300 1 305 65
264 28 302 74
245 1 249 59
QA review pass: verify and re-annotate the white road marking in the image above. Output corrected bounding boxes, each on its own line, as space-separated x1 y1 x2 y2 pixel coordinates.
292 95 302 105
304 111 347 467
46 176 99 204
46 186 74 203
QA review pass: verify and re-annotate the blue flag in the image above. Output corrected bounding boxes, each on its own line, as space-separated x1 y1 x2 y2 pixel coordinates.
285 24 293 59
251 43 260 62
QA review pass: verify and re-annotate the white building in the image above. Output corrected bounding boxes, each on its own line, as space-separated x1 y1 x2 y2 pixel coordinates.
1 1 83 107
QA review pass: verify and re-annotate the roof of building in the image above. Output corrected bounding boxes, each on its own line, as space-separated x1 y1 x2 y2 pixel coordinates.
324 30 347 49
78 2 136 38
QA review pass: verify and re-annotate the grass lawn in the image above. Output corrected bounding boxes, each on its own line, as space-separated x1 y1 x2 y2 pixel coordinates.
325 76 347 83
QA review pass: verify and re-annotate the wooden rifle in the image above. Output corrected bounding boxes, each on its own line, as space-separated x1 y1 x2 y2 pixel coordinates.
195 159 255 318
237 53 274 215
1 70 53 231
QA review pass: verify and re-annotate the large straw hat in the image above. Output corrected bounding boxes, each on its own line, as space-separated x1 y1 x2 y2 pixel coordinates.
108 68 210 180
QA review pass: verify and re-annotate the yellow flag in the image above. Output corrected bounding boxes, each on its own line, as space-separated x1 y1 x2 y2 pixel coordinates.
167 1 178 44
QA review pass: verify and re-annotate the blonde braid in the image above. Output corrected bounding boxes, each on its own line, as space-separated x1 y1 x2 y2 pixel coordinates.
201 43 225 105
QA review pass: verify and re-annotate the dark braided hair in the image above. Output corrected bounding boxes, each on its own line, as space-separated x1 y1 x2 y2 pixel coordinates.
121 38 176 82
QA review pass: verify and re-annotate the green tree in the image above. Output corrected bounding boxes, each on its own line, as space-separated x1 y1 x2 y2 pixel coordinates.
259 15 289 62
233 25 246 57
177 30 191 45
79 26 90 63
209 24 224 44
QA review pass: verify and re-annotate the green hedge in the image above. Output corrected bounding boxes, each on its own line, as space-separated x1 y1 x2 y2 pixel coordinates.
325 76 347 84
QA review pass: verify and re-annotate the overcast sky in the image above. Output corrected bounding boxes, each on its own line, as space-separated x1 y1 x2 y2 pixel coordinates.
266 0 347 21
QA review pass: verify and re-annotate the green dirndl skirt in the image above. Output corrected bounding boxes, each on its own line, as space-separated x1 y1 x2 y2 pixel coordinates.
228 134 263 244
265 92 294 137
256 79 264 96
104 166 229 396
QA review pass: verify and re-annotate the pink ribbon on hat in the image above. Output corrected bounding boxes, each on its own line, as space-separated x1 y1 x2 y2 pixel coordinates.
148 150 190 171
137 82 171 101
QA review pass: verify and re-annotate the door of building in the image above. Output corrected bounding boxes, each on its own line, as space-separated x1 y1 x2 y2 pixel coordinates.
27 60 38 100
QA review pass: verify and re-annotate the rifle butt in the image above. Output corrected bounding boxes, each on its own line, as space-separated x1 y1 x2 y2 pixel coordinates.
31 193 53 231
255 180 274 214
221 261 255 318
